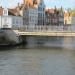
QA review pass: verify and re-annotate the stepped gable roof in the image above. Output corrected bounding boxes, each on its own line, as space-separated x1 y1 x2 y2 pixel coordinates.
64 11 71 17
45 9 55 13
64 12 69 17
45 8 59 14
24 0 38 8
8 4 24 16
25 0 33 7
8 8 18 16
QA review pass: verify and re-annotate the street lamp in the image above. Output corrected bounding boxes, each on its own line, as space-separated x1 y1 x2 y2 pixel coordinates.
0 0 2 29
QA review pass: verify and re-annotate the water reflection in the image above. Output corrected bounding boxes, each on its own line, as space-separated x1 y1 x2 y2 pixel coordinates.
21 36 75 49
0 37 75 75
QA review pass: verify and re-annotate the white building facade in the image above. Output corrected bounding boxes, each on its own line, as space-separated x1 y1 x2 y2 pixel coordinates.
0 16 23 28
23 7 38 27
23 0 45 26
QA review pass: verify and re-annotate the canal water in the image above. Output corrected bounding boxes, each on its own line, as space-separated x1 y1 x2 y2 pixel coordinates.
0 37 75 75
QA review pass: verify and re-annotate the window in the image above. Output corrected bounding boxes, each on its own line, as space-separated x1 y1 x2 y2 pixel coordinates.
3 9 8 16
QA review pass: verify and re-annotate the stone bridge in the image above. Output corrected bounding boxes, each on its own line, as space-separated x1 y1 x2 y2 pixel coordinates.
17 25 75 37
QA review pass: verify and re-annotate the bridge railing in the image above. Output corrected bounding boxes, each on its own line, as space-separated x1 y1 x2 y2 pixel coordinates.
12 25 74 32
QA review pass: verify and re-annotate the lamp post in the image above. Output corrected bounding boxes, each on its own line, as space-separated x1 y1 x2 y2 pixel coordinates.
0 0 2 29
1 10 2 29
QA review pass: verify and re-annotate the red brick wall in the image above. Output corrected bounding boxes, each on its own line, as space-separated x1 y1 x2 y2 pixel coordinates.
0 8 3 16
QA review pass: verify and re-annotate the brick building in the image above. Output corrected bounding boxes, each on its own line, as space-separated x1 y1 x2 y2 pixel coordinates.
45 8 59 25
45 7 64 26
0 7 3 16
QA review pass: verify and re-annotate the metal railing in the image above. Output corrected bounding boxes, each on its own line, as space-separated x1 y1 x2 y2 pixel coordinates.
12 25 75 32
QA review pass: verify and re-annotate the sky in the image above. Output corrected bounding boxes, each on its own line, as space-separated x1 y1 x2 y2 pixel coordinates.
0 0 75 9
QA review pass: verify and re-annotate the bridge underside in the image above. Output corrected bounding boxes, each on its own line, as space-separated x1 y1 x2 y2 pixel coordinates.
18 31 75 37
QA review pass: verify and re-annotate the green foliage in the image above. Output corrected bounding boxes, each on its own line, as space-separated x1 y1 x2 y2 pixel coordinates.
70 9 75 16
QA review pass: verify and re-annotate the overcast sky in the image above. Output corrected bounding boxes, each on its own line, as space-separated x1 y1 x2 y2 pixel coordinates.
0 0 75 9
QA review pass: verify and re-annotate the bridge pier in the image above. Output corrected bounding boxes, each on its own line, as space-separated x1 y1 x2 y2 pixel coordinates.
2 29 22 45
